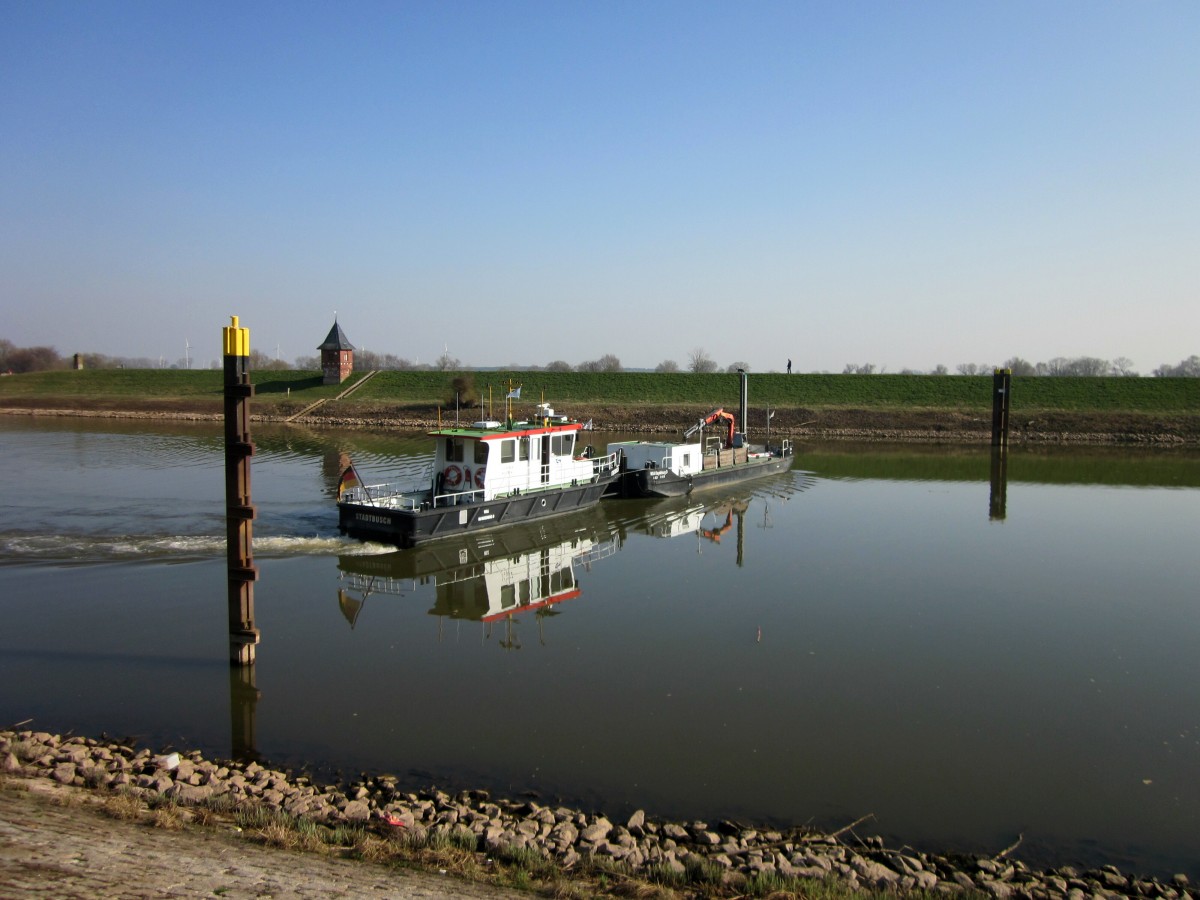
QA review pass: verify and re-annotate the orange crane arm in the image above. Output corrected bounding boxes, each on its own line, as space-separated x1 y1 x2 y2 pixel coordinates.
685 407 737 446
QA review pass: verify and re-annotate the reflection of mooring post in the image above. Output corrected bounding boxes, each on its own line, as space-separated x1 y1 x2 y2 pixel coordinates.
989 448 1008 521
223 316 260 665
229 664 260 762
992 368 1012 449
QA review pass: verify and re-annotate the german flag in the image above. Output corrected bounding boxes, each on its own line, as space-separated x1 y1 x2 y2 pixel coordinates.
337 466 360 500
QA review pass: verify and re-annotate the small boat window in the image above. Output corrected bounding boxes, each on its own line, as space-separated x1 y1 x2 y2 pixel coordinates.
519 439 530 462
551 434 574 457
500 440 516 464
552 568 574 593
474 441 488 465
445 438 465 462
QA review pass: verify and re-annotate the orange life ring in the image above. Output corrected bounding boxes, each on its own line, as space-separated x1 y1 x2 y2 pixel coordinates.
475 466 486 488
443 464 462 487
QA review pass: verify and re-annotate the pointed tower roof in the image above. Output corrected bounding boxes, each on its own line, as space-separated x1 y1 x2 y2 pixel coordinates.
318 320 355 351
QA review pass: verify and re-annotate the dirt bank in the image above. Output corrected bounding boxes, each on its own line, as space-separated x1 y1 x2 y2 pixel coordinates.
3 399 1198 445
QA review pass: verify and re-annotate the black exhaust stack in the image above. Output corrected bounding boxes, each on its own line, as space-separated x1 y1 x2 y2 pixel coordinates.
737 369 748 447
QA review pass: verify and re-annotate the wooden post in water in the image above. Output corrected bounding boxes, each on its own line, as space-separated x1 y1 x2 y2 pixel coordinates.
223 316 260 666
991 368 1012 449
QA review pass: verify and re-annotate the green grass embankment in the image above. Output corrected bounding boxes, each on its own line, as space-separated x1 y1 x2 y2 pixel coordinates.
3 368 1197 414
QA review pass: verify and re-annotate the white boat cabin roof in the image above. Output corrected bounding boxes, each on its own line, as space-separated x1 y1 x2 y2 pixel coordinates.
429 419 584 442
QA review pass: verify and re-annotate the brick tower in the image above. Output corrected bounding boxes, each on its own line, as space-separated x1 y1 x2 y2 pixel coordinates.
318 320 355 385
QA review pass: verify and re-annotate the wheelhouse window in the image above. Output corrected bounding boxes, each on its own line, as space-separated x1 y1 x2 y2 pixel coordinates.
475 441 488 464
551 434 574 457
500 439 516 464
445 438 465 462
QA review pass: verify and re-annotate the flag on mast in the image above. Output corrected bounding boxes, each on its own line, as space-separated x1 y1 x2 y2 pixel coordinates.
506 386 521 400
337 465 361 500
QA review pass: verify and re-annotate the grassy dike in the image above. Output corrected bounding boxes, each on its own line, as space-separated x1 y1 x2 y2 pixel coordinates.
2 369 1198 443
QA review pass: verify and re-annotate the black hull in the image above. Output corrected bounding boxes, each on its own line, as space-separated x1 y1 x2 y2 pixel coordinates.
339 475 617 547
620 454 792 499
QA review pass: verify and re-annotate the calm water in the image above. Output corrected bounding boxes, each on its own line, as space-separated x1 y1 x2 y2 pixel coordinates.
1 417 1197 878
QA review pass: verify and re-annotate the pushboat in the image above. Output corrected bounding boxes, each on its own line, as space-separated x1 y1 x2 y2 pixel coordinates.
338 400 621 547
607 370 793 498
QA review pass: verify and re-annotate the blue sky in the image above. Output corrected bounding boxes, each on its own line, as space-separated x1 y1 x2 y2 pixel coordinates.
2 1 1197 373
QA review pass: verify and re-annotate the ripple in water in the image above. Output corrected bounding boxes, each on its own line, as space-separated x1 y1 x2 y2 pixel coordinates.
0 531 393 565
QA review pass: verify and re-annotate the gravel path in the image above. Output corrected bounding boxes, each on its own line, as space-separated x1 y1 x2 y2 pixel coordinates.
0 779 525 899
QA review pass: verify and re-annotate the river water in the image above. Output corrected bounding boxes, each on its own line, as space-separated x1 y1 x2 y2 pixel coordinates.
1 417 1197 878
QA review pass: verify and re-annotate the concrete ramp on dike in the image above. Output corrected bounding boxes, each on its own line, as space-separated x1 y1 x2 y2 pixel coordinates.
284 370 378 422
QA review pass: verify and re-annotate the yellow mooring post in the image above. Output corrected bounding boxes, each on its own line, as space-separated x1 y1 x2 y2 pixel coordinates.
223 316 260 666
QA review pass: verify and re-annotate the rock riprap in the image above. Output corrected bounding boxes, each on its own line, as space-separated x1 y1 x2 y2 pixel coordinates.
2 730 1194 898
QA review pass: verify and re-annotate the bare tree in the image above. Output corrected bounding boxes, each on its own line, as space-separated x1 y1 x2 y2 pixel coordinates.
688 348 718 373
1111 357 1138 377
955 363 993 375
1003 357 1037 376
545 359 572 372
576 354 622 373
844 363 877 374
1153 355 1200 377
1072 356 1112 377
725 361 750 373
0 343 64 373
435 352 459 371
1037 356 1113 376
249 349 290 371
655 359 679 373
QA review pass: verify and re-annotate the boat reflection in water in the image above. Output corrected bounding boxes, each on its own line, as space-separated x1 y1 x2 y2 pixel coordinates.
336 474 809 641
336 509 620 642
619 471 810 563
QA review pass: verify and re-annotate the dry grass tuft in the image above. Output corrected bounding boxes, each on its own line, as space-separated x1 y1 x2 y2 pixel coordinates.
351 834 398 864
49 789 85 809
100 791 144 822
255 820 297 848
151 805 186 830
192 806 222 828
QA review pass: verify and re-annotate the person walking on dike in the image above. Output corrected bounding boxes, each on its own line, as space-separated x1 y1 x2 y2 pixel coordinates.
787 359 792 374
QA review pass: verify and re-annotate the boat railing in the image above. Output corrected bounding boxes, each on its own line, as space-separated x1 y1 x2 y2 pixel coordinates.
339 483 428 511
433 487 484 507
591 450 621 478
576 536 620 567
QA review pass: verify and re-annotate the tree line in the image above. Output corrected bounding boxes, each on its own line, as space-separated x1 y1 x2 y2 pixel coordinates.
2 339 1197 378
844 355 1200 378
